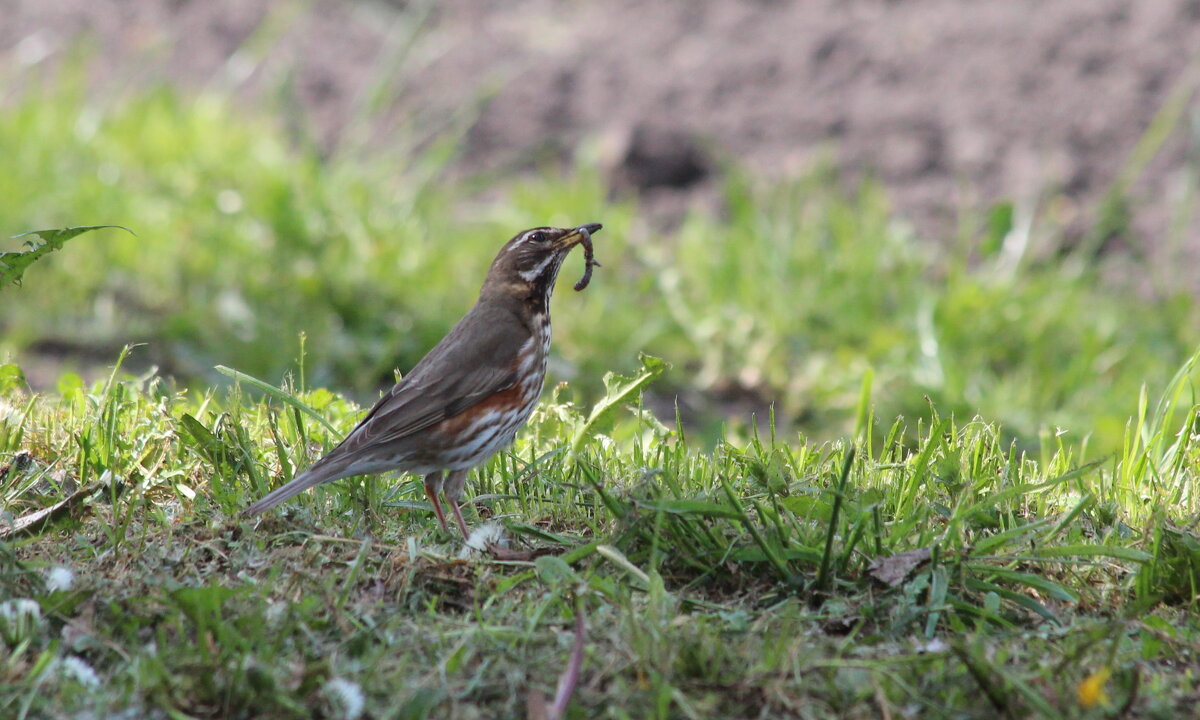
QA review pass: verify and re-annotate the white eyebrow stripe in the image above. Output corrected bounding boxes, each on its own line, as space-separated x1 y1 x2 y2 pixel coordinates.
519 229 551 245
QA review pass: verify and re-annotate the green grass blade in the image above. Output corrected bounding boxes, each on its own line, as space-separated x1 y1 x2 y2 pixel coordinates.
215 365 339 435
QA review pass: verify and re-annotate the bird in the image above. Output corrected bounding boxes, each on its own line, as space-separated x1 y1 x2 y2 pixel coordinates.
244 223 602 538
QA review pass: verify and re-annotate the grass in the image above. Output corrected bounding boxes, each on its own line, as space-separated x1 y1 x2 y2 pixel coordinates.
1 348 1199 718
2 84 1200 452
2 45 1200 718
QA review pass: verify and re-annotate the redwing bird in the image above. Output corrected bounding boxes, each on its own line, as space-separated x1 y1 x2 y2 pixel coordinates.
244 223 601 537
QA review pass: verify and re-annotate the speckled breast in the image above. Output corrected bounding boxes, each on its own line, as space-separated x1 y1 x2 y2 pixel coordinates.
431 318 550 471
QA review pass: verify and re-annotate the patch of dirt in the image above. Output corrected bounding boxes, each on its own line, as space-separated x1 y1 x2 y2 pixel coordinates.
4 0 1199 247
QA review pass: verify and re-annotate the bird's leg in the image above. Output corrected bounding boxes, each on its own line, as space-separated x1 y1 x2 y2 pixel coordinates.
448 502 471 540
423 471 449 532
443 468 472 539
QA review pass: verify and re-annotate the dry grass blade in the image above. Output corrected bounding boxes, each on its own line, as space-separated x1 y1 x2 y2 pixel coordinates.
0 481 106 540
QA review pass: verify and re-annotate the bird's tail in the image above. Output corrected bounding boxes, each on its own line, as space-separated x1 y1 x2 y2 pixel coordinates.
242 456 355 516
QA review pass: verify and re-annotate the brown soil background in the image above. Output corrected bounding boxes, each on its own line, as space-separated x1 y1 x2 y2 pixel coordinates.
4 0 1200 252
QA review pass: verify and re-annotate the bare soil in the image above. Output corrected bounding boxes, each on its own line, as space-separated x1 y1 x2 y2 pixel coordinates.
4 0 1199 246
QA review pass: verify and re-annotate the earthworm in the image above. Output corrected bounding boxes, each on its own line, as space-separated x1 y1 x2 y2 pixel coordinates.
573 234 601 291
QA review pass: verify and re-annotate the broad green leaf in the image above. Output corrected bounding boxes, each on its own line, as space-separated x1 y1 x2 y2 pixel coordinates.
534 556 577 586
779 495 837 522
56 372 84 401
170 582 237 628
2 225 132 288
569 353 669 454
177 413 223 463
0 364 26 394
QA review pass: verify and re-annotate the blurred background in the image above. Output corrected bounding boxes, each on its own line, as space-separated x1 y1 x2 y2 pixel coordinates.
2 0 1199 450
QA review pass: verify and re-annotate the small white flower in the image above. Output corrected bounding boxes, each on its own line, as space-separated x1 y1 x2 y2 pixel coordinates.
918 638 949 654
265 601 287 626
45 566 75 592
0 599 43 646
0 599 39 620
322 677 365 720
59 655 100 688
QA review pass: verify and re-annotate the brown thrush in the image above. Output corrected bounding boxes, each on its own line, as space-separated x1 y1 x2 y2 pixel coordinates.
244 223 602 537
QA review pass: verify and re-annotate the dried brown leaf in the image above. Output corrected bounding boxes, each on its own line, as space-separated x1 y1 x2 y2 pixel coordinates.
868 547 933 587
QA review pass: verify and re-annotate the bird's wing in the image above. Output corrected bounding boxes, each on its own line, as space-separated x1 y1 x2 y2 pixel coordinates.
329 303 530 454
242 303 532 516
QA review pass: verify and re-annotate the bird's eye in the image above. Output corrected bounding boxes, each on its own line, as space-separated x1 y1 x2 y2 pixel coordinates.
528 231 547 243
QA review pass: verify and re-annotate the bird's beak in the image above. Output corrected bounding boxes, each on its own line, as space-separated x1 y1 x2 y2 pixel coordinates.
555 223 603 249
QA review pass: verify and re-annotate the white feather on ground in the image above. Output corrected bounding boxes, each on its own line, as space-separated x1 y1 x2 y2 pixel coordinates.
459 522 507 559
